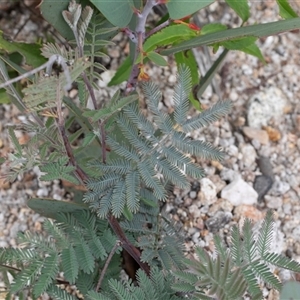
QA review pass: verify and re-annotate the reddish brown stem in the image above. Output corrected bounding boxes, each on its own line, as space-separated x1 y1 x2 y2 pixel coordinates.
58 123 88 183
108 215 150 275
58 116 148 276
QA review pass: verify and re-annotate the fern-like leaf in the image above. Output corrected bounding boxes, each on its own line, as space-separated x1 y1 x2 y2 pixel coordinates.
174 65 191 126
256 210 274 257
40 156 79 184
138 161 166 200
10 260 43 294
230 225 243 266
33 253 59 297
78 5 93 46
182 100 231 133
74 238 95 274
125 169 140 213
264 252 300 272
61 247 79 284
111 181 126 217
47 284 78 300
23 58 91 112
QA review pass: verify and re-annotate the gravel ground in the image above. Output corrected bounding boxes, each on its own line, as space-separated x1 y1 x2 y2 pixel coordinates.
1 1 300 299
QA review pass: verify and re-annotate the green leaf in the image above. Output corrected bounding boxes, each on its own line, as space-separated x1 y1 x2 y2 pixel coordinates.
147 51 168 66
225 0 250 22
196 49 229 99
161 18 300 55
280 281 300 300
108 57 132 86
27 198 88 219
82 132 97 147
0 88 11 103
40 0 74 41
90 0 134 27
240 43 265 63
123 206 133 221
201 23 227 35
221 36 257 50
144 24 198 53
276 0 298 19
0 31 46 68
166 0 215 20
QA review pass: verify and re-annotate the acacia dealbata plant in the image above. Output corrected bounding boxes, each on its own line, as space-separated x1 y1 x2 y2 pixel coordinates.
1 0 300 299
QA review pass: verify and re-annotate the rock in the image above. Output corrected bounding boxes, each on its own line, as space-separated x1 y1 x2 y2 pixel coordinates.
189 191 197 199
253 175 273 202
221 177 258 206
234 205 264 222
243 126 269 145
198 178 217 206
205 211 232 233
208 198 233 216
208 175 226 193
257 156 274 179
263 126 281 142
188 204 201 219
272 180 290 195
240 144 256 168
247 87 288 129
292 225 300 241
220 168 240 182
264 195 283 209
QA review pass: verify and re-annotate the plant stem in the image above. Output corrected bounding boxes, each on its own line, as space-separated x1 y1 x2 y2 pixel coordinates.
108 215 150 275
96 240 121 292
126 0 161 93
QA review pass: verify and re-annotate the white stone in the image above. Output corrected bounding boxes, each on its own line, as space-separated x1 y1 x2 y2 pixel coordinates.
199 178 217 206
247 87 288 129
220 168 240 182
272 180 290 195
188 204 201 218
240 144 257 168
221 177 258 206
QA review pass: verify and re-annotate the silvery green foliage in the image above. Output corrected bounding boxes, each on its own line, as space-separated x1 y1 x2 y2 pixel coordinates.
85 65 231 218
172 211 300 300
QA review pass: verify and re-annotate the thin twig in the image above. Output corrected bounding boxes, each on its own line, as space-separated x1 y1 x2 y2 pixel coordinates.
0 55 72 91
96 240 121 292
145 19 171 39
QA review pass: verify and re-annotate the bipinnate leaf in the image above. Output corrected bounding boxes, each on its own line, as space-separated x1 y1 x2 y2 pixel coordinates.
61 247 79 284
225 0 250 22
174 50 200 109
47 285 78 300
33 253 59 297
